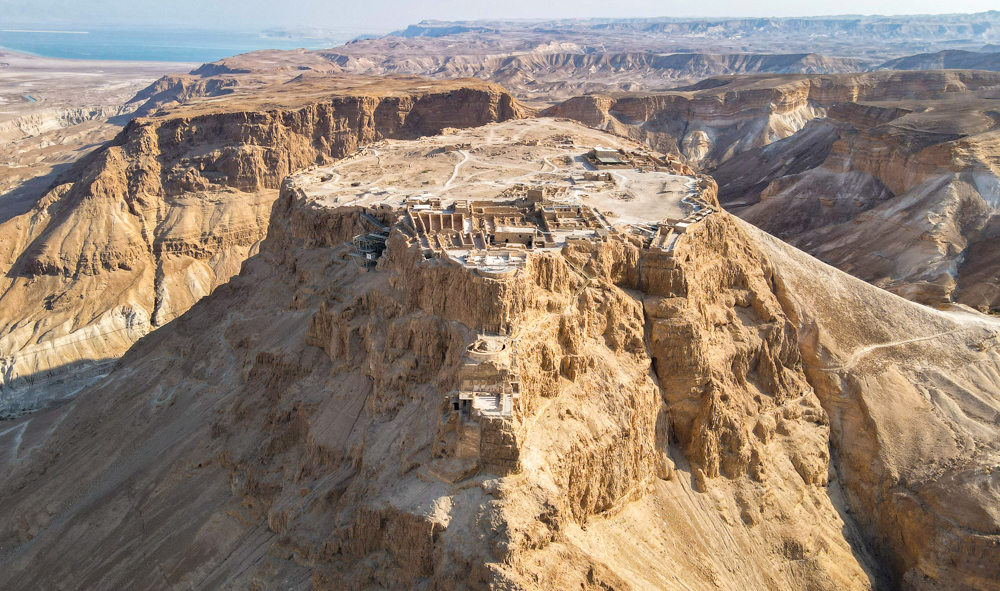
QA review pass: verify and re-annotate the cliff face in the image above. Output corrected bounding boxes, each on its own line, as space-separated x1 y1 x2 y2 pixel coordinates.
548 70 1000 312
879 49 1000 72
0 104 141 145
544 79 825 168
0 78 525 415
751 221 1000 591
0 174 881 590
544 70 1000 170
173 12 1000 106
176 42 869 106
3 132 998 589
715 82 1000 310
319 50 865 103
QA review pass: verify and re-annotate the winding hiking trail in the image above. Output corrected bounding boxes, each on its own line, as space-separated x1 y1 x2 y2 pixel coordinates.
815 328 968 372
445 150 470 187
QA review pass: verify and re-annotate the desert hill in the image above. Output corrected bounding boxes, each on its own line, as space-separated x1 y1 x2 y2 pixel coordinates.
0 51 186 229
172 46 866 106
119 14 1000 111
1 119 997 589
2 19 1000 591
880 49 1000 72
388 14 1000 58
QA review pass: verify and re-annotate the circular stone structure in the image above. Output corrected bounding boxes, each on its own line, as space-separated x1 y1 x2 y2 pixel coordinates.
466 337 509 362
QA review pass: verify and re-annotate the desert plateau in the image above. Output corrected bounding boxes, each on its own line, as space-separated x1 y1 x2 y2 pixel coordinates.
1 6 1000 591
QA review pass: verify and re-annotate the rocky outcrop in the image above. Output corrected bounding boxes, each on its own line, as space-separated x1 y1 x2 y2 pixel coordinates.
879 49 1000 72
0 104 140 145
163 34 872 107
705 75 1000 310
0 77 525 415
0 153 882 590
544 70 1000 169
548 70 1000 312
174 13 1000 105
4 126 1000 587
318 50 866 102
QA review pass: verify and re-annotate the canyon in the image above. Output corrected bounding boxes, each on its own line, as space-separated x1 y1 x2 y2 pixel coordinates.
0 50 188 225
129 13 1000 108
545 70 1000 312
0 75 523 416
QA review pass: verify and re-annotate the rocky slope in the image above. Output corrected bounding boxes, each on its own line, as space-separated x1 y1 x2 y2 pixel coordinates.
544 70 1000 167
749 222 1000 591
121 16 1000 113
0 51 187 238
709 80 1000 310
2 127 998 588
319 49 866 104
879 49 1000 71
0 77 524 416
547 70 1000 311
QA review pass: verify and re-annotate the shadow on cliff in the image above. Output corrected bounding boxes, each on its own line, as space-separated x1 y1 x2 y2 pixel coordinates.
0 357 118 421
2 134 127 280
0 162 74 226
826 449 897 590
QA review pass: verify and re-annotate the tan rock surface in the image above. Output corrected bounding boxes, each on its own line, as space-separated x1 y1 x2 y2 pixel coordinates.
0 50 189 229
171 13 1000 105
547 70 1000 313
0 76 524 416
749 221 1000 590
3 118 997 589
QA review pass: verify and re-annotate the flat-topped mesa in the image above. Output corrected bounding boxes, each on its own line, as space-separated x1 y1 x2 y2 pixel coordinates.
284 119 727 480
290 119 713 276
15 117 991 590
275 119 870 589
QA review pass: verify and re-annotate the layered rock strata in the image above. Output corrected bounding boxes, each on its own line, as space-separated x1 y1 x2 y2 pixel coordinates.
0 163 879 589
548 70 1000 311
0 78 524 415
543 70 1000 170
2 117 998 591
750 221 1000 590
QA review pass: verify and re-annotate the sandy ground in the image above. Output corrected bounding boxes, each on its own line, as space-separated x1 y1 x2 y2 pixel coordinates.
298 118 693 226
0 50 192 120
0 50 191 222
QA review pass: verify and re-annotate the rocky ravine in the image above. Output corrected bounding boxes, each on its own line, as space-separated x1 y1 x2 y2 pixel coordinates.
0 77 524 416
708 77 1000 310
547 70 1000 312
543 70 1000 170
749 221 1000 591
1 126 998 589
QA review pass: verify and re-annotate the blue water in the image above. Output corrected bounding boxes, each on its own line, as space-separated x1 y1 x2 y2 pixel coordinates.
0 28 354 63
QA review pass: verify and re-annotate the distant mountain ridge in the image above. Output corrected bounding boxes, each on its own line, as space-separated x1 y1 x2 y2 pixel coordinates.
379 13 1000 59
879 49 1000 71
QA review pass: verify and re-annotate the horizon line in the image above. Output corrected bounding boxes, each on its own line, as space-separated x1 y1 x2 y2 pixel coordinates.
2 29 90 34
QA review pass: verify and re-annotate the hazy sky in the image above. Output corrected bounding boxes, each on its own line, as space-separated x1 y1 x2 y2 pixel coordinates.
2 0 998 33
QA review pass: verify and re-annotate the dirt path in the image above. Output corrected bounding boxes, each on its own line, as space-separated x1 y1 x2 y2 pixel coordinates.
816 328 967 372
445 150 470 187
